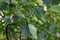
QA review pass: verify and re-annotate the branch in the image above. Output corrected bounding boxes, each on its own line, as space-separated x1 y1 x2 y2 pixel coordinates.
20 31 22 40
5 23 18 40
5 25 9 40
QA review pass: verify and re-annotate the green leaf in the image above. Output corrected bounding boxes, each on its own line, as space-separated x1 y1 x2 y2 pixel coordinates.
21 24 30 39
48 6 60 13
0 27 4 33
51 0 60 5
28 24 37 39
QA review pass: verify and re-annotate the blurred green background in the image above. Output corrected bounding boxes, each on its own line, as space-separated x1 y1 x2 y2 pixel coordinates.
0 0 60 40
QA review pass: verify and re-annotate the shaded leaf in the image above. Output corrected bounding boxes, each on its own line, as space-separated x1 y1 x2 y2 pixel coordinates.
40 31 47 40
49 24 56 32
21 24 30 39
43 0 51 6
5 16 11 24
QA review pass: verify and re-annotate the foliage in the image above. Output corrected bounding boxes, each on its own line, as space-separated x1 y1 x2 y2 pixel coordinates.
0 0 60 40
